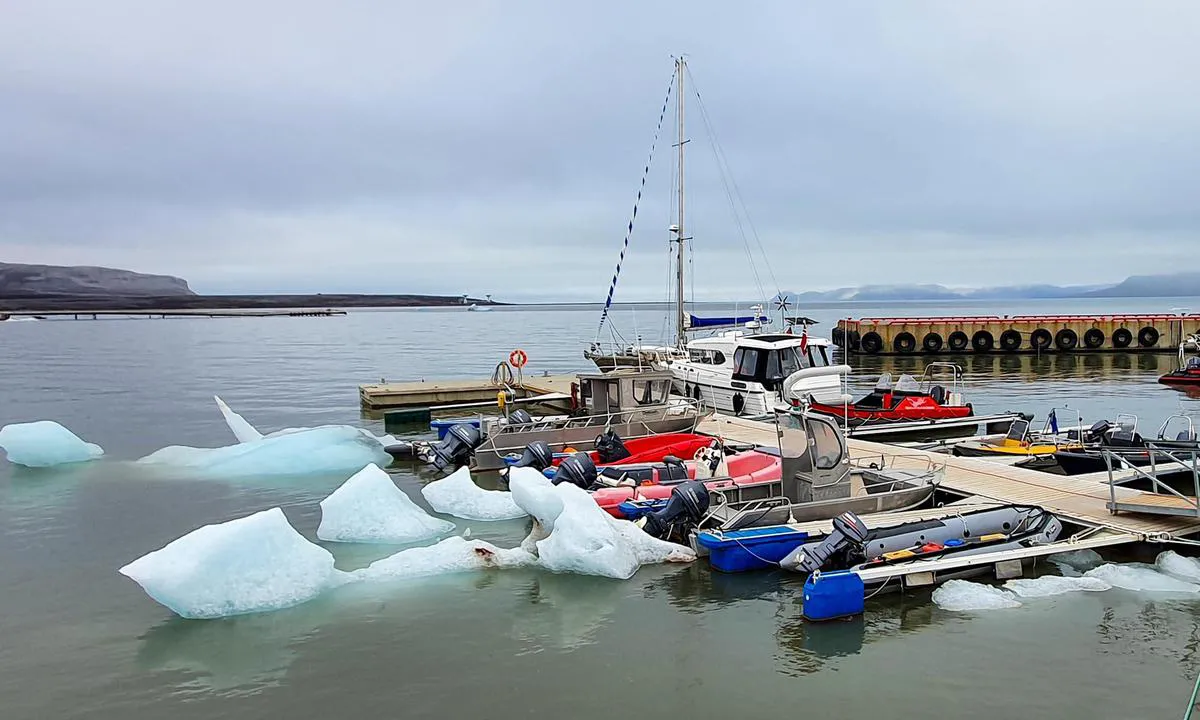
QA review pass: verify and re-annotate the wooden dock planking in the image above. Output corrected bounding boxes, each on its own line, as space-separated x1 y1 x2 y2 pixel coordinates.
360 374 577 410
697 415 1200 538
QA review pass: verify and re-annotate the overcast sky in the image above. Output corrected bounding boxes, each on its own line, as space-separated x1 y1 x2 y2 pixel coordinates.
1 1 1196 300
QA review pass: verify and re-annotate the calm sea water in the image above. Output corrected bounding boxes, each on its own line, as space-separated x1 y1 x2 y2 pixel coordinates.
2 298 1200 719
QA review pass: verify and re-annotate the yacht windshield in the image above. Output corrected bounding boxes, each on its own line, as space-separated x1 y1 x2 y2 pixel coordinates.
808 346 830 367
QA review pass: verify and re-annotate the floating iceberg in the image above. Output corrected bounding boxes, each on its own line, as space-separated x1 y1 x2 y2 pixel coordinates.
0 420 104 467
1085 563 1200 593
931 580 1022 611
1155 551 1200 583
353 536 536 581
1048 548 1105 574
317 463 455 544
1004 575 1111 598
421 466 526 521
509 469 695 580
119 508 348 619
136 425 391 480
214 395 397 448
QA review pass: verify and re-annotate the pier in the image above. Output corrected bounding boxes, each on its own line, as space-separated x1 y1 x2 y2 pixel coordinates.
698 415 1200 538
360 373 577 415
5 308 346 320
834 313 1200 355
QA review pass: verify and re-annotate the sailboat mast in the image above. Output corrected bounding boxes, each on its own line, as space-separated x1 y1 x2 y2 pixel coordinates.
674 56 688 348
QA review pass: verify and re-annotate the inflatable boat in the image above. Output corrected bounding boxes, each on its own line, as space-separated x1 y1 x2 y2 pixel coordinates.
1160 355 1200 390
805 365 973 426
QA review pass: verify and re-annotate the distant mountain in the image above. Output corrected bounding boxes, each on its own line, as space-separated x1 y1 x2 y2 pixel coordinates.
0 263 194 297
773 273 1200 303
1083 272 1200 299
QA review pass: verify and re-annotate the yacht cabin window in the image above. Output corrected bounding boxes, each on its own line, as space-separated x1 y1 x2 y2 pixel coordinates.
733 348 759 377
689 348 727 365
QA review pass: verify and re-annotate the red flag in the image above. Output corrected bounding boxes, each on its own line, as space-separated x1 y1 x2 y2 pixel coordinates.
800 325 809 354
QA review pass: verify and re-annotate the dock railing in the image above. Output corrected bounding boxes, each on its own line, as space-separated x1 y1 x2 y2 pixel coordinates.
1106 443 1200 518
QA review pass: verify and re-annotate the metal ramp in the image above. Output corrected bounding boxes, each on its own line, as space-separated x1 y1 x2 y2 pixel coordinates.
1106 444 1200 518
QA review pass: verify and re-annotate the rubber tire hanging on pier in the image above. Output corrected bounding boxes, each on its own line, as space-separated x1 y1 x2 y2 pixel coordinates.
1030 328 1052 351
893 332 917 354
1083 328 1105 349
1112 328 1133 348
860 332 883 354
922 332 943 353
1138 326 1160 348
948 331 969 352
999 330 1021 352
1055 329 1078 351
971 331 994 352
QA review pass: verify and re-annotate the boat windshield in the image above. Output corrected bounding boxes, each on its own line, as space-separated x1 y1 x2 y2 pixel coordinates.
807 346 830 367
895 374 920 393
809 419 845 469
1004 419 1030 443
874 373 893 392
733 347 759 377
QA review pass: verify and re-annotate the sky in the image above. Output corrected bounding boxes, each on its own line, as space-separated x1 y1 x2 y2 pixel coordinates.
1 1 1197 301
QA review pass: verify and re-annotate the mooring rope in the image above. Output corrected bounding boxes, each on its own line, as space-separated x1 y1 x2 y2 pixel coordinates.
596 70 675 340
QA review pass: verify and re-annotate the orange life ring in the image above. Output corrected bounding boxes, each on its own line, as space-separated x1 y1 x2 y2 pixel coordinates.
509 349 528 368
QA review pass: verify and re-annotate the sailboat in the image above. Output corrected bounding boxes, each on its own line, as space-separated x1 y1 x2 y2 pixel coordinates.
584 58 844 415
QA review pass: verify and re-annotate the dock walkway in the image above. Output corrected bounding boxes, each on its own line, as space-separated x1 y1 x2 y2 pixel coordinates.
698 415 1200 539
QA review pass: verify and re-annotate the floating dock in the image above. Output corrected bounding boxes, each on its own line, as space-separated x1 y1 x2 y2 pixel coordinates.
360 373 576 413
833 313 1200 355
698 415 1200 538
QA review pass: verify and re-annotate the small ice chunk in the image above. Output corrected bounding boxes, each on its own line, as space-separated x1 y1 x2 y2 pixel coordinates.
421 466 526 521
215 395 264 443
318 463 455 544
136 425 392 480
0 420 104 467
1155 551 1200 583
932 580 1022 611
1048 548 1104 572
1085 563 1200 593
119 508 347 619
1004 575 1111 598
353 536 536 580
609 518 697 565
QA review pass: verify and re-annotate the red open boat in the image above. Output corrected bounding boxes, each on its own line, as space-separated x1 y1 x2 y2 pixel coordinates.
805 367 973 426
551 433 716 468
588 448 782 516
1160 356 1200 388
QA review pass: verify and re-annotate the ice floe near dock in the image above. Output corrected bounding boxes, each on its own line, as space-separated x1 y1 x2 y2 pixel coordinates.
136 425 391 480
352 536 537 580
119 508 348 619
421 466 527 521
0 420 104 467
932 580 1023 611
318 464 454 544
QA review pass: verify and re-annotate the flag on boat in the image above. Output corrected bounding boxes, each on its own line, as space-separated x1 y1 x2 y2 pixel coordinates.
1048 409 1059 434
800 325 809 354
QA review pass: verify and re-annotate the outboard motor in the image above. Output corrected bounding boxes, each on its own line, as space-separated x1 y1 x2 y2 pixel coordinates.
594 430 631 464
786 512 870 575
1084 419 1111 443
513 441 553 472
507 409 533 426
552 452 598 490
425 423 483 471
639 480 710 540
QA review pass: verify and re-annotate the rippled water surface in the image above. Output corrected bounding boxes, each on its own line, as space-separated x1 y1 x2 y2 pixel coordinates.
2 298 1200 719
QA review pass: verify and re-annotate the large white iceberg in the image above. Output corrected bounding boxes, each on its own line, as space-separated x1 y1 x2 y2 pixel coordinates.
1004 575 1111 598
0 420 104 467
421 466 527 521
136 425 391 480
353 536 536 580
508 468 695 579
318 463 455 544
1085 563 1200 593
931 580 1022 611
119 508 348 619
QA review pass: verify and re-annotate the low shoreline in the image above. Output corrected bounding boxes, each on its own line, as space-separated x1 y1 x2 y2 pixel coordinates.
0 293 505 312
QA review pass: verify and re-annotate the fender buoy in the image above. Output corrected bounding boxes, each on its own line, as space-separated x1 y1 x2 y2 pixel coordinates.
509 348 528 368
999 330 1021 352
1138 326 1160 348
1055 329 1078 351
1030 328 1052 351
971 331 994 353
860 332 883 354
922 332 943 353
893 332 917 354
732 393 746 415
948 331 969 352
1083 328 1105 349
1112 328 1133 348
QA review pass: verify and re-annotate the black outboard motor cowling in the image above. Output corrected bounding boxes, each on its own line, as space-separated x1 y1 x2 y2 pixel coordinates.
514 441 553 472
552 452 598 490
640 480 711 540
790 512 870 575
426 423 483 471
507 409 533 425
594 430 631 464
